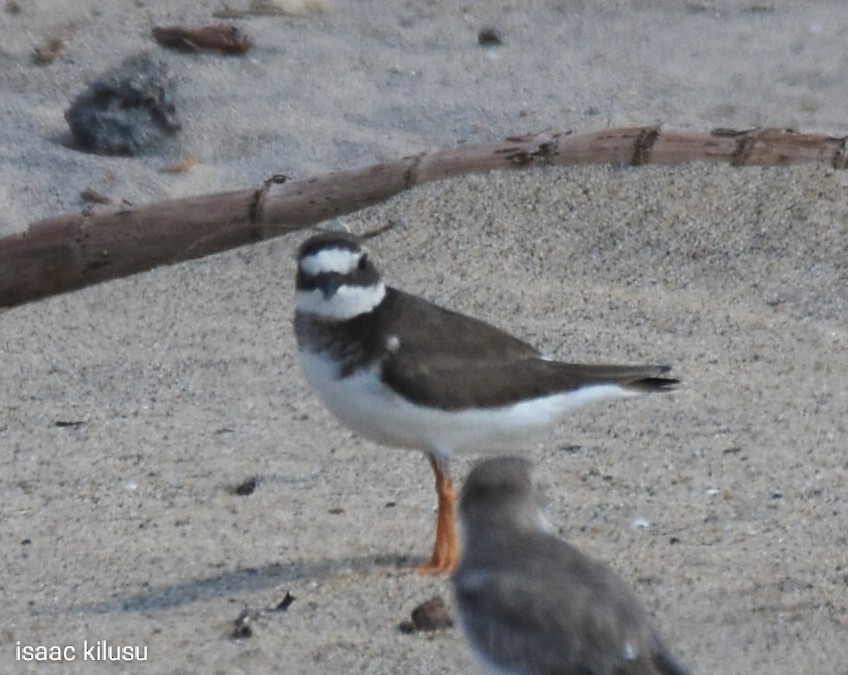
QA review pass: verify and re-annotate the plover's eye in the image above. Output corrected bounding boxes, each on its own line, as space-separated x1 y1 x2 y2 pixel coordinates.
358 254 368 270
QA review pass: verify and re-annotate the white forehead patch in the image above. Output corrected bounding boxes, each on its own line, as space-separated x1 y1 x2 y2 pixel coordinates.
300 247 362 277
296 281 386 320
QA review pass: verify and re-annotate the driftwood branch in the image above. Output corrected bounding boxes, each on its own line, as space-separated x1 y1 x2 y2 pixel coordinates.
2 125 846 309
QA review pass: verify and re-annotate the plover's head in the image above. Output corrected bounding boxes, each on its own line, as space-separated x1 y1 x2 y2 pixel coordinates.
460 456 553 536
295 232 386 320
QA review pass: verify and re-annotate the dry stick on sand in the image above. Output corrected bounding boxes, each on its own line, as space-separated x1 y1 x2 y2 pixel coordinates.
2 125 847 309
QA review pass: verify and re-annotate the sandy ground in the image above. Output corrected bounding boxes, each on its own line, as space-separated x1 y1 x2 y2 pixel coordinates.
2 1 848 673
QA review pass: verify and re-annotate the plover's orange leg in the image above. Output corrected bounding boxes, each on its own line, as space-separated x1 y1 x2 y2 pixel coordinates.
419 455 459 575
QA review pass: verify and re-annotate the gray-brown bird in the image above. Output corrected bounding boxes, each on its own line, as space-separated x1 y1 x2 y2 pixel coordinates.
452 456 690 675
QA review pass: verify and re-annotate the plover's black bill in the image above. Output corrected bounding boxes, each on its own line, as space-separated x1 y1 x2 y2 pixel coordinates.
452 456 690 675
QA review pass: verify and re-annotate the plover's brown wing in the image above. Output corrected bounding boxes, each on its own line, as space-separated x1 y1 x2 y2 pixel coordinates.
376 288 677 411
383 357 676 411
377 287 541 361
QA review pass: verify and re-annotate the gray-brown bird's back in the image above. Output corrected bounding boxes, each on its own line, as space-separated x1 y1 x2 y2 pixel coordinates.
452 457 690 675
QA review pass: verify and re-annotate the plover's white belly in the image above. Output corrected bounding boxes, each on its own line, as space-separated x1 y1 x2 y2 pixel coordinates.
298 351 638 459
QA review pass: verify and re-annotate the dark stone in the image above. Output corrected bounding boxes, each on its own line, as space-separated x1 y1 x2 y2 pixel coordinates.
232 476 258 496
478 27 502 47
65 52 180 155
399 596 454 633
231 609 254 639
274 592 295 611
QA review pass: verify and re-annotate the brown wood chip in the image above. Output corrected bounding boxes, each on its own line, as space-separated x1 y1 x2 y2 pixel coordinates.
152 25 252 55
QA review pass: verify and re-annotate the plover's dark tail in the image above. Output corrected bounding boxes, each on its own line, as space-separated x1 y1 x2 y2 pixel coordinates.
627 372 680 393
554 363 680 393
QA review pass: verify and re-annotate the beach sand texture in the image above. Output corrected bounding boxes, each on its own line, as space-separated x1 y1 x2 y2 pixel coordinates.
2 2 847 673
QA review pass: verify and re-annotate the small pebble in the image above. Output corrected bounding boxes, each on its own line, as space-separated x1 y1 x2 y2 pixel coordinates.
232 477 258 496
274 592 296 611
478 27 502 47
232 609 254 639
631 516 650 530
399 596 453 633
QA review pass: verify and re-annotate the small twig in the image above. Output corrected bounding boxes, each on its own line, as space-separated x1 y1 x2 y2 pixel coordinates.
80 187 112 205
231 592 296 639
359 220 397 240
152 25 252 54
160 156 198 173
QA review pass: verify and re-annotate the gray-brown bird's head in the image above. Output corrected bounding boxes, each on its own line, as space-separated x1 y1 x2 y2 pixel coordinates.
459 456 552 539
